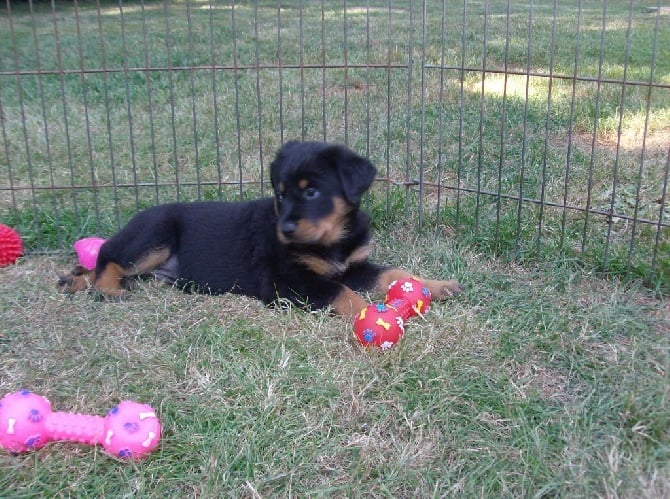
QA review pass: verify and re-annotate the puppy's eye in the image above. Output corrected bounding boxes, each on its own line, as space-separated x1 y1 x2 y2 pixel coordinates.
303 187 320 200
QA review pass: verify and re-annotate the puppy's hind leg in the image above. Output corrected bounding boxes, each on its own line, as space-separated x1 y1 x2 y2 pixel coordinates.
94 246 172 297
330 285 369 321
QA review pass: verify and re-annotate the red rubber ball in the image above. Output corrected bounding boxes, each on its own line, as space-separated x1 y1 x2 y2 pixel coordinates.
0 224 24 267
353 303 405 350
385 278 432 319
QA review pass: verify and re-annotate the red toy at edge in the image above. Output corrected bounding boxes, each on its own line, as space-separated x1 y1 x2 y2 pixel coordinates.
0 224 23 267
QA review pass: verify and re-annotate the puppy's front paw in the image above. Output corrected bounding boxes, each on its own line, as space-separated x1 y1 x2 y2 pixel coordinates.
442 279 465 297
425 279 465 300
57 265 95 293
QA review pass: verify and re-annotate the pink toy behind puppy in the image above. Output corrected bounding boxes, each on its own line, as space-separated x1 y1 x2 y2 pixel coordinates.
74 237 107 270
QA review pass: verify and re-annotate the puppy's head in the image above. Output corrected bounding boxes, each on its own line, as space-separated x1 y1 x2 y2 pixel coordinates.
270 141 377 246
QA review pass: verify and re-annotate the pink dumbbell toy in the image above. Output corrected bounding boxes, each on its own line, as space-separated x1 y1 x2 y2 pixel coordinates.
0 389 160 460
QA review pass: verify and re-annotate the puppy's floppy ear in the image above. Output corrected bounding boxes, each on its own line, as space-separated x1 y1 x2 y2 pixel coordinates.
269 141 294 191
270 140 307 185
327 144 377 204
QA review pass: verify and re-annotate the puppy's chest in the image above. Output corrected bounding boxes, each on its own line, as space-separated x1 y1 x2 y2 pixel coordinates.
291 244 371 278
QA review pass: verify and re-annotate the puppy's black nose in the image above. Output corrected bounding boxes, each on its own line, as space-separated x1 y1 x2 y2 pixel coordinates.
280 221 297 236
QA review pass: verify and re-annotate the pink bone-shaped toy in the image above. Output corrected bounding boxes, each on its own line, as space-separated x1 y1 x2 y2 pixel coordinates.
0 389 160 460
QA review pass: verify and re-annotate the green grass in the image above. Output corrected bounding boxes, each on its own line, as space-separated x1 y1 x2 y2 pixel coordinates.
0 238 668 497
0 1 669 496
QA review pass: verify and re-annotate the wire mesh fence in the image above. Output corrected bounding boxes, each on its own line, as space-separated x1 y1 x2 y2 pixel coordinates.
1 0 668 290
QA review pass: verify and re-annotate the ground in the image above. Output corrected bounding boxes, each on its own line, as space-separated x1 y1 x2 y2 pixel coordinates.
0 240 667 497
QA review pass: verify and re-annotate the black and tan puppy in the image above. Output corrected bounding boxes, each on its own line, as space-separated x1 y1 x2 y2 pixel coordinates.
59 141 463 318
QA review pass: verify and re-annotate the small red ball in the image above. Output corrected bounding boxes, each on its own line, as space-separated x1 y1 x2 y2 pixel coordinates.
353 303 405 350
385 278 432 319
0 224 23 267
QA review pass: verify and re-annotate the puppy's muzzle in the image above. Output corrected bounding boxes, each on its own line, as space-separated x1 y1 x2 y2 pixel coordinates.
280 220 297 237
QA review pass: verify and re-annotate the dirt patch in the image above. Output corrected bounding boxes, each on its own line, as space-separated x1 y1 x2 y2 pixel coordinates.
568 128 670 155
511 362 575 403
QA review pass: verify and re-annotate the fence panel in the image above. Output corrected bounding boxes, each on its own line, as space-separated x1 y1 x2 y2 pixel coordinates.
0 1 668 290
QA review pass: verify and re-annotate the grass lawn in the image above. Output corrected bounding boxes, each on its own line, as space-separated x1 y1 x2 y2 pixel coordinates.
1 236 668 497
0 0 669 496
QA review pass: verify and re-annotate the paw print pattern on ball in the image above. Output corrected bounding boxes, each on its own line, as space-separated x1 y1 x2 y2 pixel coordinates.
28 409 43 424
362 328 376 343
25 435 42 448
123 421 140 433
